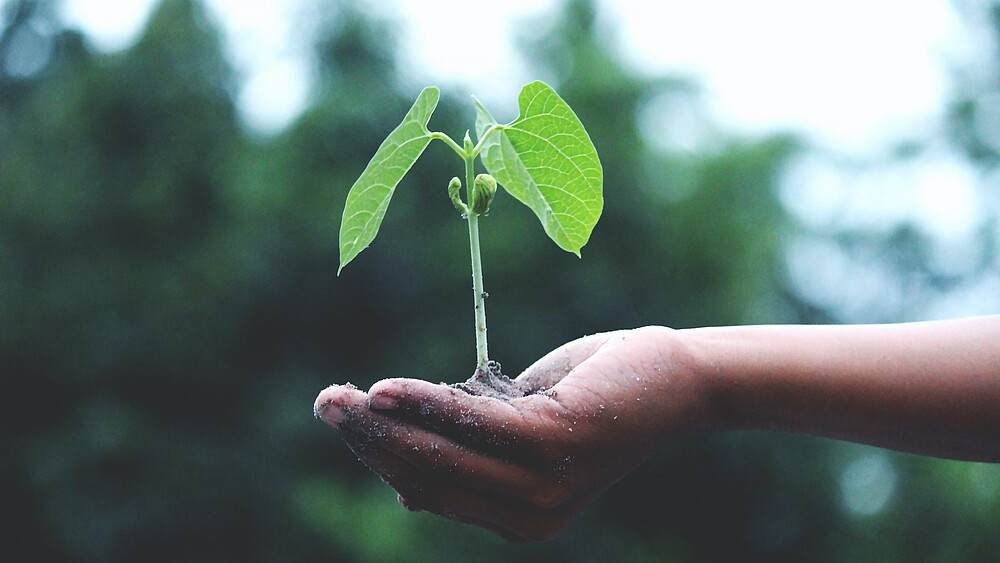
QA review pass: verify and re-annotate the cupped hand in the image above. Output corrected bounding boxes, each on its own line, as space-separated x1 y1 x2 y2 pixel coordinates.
313 326 712 542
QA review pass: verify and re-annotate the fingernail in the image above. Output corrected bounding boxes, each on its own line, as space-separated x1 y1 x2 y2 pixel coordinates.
314 399 346 424
369 393 398 410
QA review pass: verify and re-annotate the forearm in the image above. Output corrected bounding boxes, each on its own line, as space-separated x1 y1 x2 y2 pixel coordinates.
681 316 1000 461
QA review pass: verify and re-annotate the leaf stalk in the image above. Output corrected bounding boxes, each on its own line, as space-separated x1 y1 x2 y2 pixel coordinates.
465 151 490 372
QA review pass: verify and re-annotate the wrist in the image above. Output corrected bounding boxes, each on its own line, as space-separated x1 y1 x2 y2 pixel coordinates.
675 326 748 433
628 326 725 441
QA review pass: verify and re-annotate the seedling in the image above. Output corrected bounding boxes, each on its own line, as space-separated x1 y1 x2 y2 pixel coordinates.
338 81 603 378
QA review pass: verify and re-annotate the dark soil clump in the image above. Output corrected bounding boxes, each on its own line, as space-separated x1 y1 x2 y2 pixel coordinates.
451 360 532 402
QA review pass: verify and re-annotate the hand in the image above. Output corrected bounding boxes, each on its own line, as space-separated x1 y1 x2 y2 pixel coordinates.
314 327 714 541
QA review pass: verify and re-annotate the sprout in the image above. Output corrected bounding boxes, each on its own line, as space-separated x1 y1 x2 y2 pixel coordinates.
338 81 603 372
470 174 497 215
448 176 466 214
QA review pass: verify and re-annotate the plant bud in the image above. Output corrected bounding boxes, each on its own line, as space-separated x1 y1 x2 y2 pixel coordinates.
447 177 466 214
470 173 497 215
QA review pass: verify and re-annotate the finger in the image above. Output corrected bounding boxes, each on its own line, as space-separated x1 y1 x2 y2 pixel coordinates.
516 331 623 392
335 428 527 539
314 383 368 427
343 430 552 542
366 378 565 454
318 382 569 501
350 438 575 542
316 385 582 540
354 408 575 506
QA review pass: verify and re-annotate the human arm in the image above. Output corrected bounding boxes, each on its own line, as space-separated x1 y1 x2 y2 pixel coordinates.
313 316 1000 540
690 315 1000 461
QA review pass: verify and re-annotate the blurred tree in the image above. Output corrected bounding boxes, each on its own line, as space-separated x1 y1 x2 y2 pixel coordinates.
0 0 294 560
780 3 1000 326
2 0 997 560
947 1 1000 291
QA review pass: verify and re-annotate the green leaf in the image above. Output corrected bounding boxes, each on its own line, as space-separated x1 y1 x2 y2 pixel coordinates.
475 81 603 256
338 87 439 273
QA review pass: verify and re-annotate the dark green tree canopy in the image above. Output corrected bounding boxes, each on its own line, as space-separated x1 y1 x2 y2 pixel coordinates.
1 0 998 561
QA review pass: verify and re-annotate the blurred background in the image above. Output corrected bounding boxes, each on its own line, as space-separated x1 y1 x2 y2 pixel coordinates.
2 0 999 560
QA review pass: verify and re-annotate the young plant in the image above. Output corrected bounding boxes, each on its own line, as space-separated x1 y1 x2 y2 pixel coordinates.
338 81 603 379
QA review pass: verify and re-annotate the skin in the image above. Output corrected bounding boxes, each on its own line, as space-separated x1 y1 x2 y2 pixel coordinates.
314 315 1000 542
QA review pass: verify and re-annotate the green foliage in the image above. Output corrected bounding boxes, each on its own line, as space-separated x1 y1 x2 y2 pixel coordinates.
336 79 603 369
476 81 604 256
2 0 998 561
338 86 439 273
338 80 603 271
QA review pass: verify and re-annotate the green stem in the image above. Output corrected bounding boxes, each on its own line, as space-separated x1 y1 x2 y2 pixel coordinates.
430 132 465 157
430 125 502 160
465 152 490 373
431 130 491 372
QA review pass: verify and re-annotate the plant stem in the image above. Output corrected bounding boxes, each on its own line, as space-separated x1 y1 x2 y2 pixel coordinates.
468 213 489 372
430 132 465 156
465 151 490 373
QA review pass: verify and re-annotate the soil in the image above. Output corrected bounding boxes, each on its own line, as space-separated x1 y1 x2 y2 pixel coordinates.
451 360 535 402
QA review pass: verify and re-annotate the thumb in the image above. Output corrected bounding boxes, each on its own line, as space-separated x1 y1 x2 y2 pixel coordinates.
515 331 622 393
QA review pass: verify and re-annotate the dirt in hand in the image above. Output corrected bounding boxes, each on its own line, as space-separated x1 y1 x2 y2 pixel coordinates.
451 360 535 402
